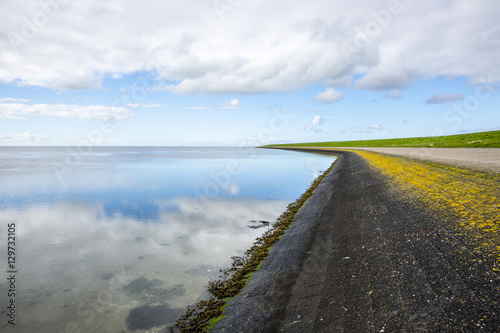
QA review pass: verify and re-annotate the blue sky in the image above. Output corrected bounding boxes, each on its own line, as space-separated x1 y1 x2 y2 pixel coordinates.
1 0 499 146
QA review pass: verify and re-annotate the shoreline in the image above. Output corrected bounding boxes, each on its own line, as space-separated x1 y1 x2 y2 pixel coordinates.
212 148 500 331
210 150 341 332
170 151 340 332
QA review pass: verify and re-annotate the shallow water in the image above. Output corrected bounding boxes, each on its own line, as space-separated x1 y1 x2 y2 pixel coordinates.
0 146 335 332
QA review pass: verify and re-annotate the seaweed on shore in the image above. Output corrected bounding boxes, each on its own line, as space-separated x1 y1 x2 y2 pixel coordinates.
168 158 338 332
247 220 270 229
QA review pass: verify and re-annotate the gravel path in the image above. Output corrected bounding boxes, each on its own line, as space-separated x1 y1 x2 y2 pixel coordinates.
340 147 500 173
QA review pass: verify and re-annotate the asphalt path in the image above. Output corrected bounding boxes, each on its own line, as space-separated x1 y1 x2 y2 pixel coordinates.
213 150 500 332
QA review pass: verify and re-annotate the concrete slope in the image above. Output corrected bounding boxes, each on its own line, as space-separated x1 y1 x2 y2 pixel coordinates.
213 150 500 332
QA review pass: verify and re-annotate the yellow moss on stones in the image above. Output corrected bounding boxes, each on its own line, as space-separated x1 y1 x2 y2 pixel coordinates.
272 147 499 269
351 149 500 267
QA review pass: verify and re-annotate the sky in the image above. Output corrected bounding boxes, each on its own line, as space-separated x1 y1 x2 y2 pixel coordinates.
1 0 500 146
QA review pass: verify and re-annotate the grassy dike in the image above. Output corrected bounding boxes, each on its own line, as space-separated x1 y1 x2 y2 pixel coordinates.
263 130 500 148
169 157 339 332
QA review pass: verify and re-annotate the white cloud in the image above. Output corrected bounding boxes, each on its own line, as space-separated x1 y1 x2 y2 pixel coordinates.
313 88 345 104
354 66 416 91
219 98 240 109
426 93 464 104
0 98 29 102
384 90 402 99
1 1 500 94
0 103 133 120
127 103 164 108
0 131 49 142
347 124 383 133
305 115 326 132
52 73 102 90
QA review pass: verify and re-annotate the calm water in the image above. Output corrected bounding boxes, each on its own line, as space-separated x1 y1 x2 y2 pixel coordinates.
0 147 335 332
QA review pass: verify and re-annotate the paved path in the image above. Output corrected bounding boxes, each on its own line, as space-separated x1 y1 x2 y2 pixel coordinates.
336 147 500 174
213 150 500 332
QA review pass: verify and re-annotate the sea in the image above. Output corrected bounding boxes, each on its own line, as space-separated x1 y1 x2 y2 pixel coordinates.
0 146 335 332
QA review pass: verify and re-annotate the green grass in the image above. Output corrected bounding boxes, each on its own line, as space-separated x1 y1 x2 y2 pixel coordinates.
263 130 500 148
204 300 231 331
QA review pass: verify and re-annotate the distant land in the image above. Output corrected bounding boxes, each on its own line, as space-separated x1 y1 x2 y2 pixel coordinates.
264 130 500 148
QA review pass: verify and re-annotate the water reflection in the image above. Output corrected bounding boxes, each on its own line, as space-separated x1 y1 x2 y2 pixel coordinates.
1 198 289 332
0 147 335 332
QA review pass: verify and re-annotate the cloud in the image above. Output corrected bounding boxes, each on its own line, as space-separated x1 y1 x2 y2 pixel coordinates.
127 103 164 108
52 73 102 90
1 1 500 94
305 115 326 132
0 103 133 120
0 131 49 142
457 126 500 134
384 90 402 99
0 98 29 102
354 67 416 91
347 124 384 133
313 88 345 104
219 98 240 109
426 93 464 104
